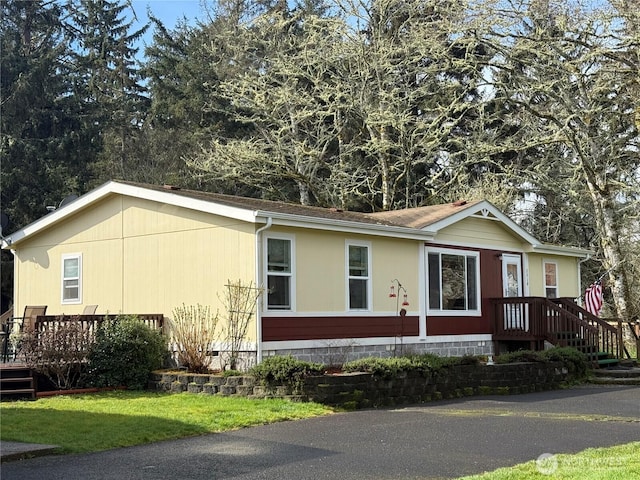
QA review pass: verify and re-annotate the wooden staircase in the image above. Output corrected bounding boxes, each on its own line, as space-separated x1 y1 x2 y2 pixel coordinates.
493 297 626 367
0 364 36 401
551 330 619 368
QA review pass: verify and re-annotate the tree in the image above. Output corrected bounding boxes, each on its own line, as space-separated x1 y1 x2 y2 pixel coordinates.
484 0 639 320
1 0 94 307
189 0 492 209
65 0 149 182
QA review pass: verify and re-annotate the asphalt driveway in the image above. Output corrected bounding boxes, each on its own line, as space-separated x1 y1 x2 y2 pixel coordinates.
2 385 639 480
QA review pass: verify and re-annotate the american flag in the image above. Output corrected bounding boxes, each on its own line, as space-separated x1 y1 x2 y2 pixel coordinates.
584 281 603 316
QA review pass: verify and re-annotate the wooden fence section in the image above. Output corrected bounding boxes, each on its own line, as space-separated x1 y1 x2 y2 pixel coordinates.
491 297 623 360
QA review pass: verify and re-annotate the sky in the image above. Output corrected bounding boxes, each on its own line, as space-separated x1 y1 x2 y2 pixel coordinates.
130 0 204 51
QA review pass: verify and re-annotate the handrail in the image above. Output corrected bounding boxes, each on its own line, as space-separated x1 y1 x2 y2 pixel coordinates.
0 308 13 326
550 298 622 359
492 297 622 360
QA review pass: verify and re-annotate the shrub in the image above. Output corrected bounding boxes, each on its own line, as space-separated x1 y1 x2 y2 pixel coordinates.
168 304 218 373
495 347 588 378
250 356 324 392
495 350 546 364
219 280 263 371
20 318 93 390
541 347 589 378
342 357 416 378
88 316 167 390
343 354 480 378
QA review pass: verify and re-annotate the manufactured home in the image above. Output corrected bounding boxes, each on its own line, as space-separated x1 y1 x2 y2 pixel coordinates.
3 181 600 367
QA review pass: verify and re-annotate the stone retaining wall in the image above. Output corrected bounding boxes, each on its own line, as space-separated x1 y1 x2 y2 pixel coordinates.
149 361 574 409
263 340 493 365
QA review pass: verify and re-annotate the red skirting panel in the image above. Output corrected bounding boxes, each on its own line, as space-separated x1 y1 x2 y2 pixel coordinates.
426 316 491 336
262 315 419 341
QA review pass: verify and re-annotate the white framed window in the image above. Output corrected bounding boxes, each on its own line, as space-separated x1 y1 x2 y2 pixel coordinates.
427 247 480 315
61 254 82 304
544 260 558 298
265 235 295 310
346 241 371 311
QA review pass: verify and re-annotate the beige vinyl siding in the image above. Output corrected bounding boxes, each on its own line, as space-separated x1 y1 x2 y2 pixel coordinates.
527 254 580 298
20 196 124 249
370 237 418 312
291 229 345 312
272 227 419 313
436 217 524 250
13 195 257 341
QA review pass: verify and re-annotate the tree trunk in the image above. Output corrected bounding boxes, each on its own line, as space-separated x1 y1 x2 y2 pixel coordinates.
585 178 631 320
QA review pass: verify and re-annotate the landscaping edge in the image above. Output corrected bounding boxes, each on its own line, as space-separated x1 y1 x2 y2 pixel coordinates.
149 361 578 409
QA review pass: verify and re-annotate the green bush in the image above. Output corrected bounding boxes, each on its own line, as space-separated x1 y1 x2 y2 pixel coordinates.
250 356 324 392
88 316 168 390
541 347 589 377
495 350 546 364
343 354 480 378
342 357 417 378
495 347 588 378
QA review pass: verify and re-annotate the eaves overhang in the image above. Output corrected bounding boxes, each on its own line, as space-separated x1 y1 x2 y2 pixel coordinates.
254 211 437 241
1 181 260 249
1 181 438 249
529 243 593 258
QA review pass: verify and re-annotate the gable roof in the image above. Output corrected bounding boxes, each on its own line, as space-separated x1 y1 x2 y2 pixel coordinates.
1 180 590 257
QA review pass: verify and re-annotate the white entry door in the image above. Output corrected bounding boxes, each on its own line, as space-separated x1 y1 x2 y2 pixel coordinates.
502 254 526 330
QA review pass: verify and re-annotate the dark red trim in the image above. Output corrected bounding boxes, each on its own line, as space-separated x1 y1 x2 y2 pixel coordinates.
262 315 419 341
263 247 520 342
425 316 491 335
424 246 516 336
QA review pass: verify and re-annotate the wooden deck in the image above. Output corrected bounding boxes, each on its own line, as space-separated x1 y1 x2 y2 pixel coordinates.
1 314 164 363
491 297 624 362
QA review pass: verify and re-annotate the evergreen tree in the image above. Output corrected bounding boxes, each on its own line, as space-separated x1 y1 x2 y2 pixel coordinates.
65 0 149 182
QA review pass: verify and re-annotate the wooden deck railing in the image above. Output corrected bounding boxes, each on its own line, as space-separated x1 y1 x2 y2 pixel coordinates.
2 314 164 363
33 314 164 334
492 297 622 359
549 299 622 359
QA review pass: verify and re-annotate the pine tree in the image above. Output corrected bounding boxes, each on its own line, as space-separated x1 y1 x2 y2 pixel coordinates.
65 0 149 181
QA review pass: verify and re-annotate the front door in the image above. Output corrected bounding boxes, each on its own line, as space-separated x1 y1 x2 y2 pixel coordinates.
502 254 526 330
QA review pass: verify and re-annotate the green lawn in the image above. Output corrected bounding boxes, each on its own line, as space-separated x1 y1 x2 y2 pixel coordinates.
0 390 333 454
458 442 640 480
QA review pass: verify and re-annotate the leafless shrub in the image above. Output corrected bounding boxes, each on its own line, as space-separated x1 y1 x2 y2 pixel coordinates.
220 280 263 371
168 304 218 373
20 317 93 390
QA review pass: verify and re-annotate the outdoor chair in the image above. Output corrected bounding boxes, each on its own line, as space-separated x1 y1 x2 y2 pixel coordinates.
82 305 98 315
1 305 47 361
15 305 48 332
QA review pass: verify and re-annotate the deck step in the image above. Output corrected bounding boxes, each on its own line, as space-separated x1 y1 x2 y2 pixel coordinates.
591 367 640 379
589 376 640 385
0 365 35 400
597 358 620 368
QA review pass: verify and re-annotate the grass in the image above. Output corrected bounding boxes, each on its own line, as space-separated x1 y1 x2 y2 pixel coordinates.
0 390 333 454
458 442 640 480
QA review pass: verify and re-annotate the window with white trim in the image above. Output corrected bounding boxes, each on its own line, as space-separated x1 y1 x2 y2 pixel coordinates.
544 261 558 298
62 254 82 304
427 248 480 313
266 236 293 310
347 242 370 310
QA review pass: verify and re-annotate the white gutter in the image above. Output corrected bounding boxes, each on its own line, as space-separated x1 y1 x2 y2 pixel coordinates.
254 217 273 364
